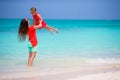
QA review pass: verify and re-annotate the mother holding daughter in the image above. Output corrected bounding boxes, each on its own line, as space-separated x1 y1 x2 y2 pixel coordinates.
18 7 58 67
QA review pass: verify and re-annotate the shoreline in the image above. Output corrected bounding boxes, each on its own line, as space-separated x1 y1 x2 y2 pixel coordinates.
0 63 120 80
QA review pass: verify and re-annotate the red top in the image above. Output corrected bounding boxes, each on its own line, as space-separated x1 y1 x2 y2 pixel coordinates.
32 12 47 27
28 26 38 47
32 13 41 25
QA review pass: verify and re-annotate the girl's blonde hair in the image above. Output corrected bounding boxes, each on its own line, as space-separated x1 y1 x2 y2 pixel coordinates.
30 7 37 12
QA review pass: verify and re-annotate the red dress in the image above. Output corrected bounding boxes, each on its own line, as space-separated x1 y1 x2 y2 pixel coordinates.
32 12 47 29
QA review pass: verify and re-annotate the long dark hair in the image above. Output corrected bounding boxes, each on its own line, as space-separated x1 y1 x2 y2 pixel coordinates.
18 19 29 41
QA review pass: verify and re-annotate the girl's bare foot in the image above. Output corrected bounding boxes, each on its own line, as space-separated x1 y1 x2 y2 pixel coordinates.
54 28 59 33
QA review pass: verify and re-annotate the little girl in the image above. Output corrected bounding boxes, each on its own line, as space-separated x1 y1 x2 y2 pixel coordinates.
30 7 59 34
18 18 57 66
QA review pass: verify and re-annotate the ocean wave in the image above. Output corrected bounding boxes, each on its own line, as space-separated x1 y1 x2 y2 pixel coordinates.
86 58 120 64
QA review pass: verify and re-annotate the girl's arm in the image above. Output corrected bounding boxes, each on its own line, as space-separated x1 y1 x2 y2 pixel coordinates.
37 14 43 23
33 19 35 25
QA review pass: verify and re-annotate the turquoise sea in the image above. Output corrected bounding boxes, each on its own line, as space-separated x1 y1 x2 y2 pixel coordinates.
0 19 120 66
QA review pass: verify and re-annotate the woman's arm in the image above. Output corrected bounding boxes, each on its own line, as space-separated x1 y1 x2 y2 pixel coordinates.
34 23 42 29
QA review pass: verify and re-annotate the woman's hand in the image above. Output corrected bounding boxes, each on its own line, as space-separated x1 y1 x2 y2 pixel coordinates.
34 23 42 29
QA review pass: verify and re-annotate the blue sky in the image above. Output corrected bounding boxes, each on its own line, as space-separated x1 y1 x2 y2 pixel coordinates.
0 0 120 19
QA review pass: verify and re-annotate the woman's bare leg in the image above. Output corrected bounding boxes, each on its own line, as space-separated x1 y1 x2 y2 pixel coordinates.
29 52 32 58
28 52 32 66
28 52 36 66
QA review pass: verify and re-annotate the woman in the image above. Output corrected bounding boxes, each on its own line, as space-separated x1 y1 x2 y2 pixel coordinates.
18 18 54 66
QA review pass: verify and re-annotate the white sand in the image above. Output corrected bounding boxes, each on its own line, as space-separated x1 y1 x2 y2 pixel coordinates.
70 71 120 80
0 64 120 80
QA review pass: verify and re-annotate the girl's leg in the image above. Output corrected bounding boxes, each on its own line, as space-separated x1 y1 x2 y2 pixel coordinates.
28 52 36 66
44 25 59 34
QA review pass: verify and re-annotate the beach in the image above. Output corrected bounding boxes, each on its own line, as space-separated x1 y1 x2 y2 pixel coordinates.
70 71 120 80
0 58 120 80
0 19 120 80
